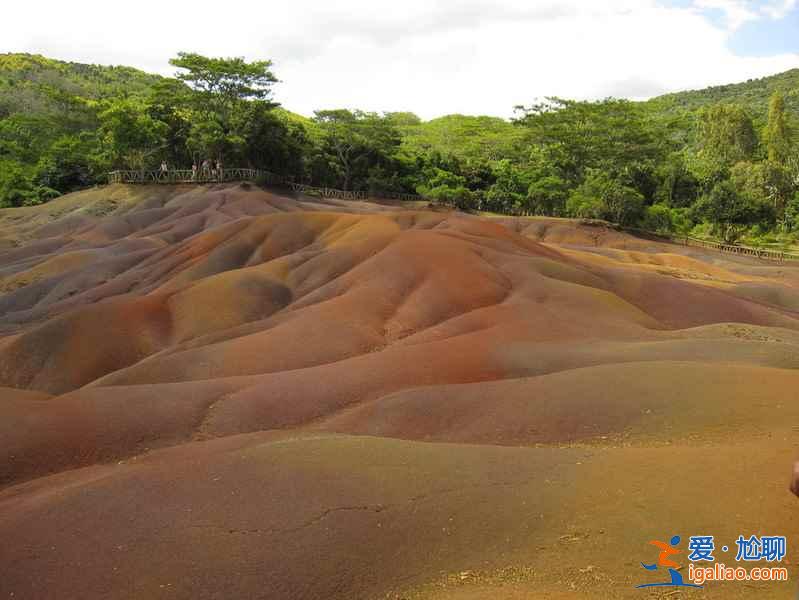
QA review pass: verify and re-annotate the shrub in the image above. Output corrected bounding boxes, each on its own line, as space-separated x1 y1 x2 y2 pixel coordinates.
641 204 673 234
566 171 644 226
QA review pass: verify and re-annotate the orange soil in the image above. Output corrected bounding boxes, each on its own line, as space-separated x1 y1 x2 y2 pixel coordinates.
1 186 799 599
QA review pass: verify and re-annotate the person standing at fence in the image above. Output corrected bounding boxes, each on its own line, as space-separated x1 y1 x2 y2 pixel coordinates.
201 159 211 180
191 163 198 181
216 159 223 182
160 161 168 180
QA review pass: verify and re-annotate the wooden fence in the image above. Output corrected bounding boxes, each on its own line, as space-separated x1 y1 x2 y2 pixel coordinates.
108 169 426 203
373 190 428 202
286 183 367 201
619 225 799 263
676 235 799 262
107 169 283 185
105 171 799 262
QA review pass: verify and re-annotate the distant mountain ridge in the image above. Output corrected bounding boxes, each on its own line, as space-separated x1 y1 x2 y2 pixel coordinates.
1 52 798 211
645 68 799 126
0 53 161 115
3 52 798 125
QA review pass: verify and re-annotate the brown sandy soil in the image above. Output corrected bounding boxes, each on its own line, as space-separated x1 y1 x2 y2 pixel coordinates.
1 186 799 599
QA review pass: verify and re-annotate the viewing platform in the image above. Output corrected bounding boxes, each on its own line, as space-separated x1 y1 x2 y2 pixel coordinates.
107 168 277 185
107 169 426 202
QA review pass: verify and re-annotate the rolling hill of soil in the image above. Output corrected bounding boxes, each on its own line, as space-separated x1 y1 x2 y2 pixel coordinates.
2 183 799 599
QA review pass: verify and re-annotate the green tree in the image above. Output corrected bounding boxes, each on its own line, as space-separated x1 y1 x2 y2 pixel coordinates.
694 179 774 242
401 114 525 165
384 112 422 127
169 53 277 113
416 167 475 210
730 160 793 223
170 53 279 162
566 171 644 225
35 134 96 192
0 113 68 167
697 104 757 169
0 159 58 207
238 102 310 175
763 92 792 165
147 78 193 167
484 159 529 214
527 175 569 216
655 153 699 207
641 204 674 234
785 192 799 231
98 98 167 170
185 114 233 162
0 160 34 207
514 98 665 188
313 109 401 190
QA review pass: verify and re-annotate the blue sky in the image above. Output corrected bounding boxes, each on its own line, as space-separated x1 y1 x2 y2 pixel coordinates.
3 1 799 119
664 0 799 56
729 7 799 55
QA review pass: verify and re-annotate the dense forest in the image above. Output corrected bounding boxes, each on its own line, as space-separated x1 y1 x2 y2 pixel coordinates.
1 52 798 246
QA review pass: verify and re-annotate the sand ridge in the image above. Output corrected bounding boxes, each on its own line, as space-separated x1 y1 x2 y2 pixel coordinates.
1 185 799 599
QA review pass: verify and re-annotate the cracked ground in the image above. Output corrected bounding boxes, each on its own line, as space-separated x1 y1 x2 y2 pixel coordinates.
2 184 799 599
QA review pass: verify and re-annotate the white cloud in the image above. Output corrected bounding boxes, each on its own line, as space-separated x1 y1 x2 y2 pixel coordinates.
2 0 798 119
762 0 798 18
694 0 797 30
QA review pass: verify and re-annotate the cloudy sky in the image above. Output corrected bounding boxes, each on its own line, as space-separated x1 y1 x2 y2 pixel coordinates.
4 0 799 119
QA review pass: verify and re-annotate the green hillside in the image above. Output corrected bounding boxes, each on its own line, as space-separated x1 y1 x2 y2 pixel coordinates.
0 54 166 197
0 53 162 116
0 53 161 90
1 52 799 247
399 69 799 159
398 114 526 163
3 52 797 171
646 69 799 125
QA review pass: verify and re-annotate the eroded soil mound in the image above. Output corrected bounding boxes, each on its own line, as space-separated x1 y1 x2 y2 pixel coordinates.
2 187 799 599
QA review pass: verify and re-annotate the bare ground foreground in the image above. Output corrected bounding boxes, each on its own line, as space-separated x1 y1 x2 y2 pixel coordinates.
2 183 799 599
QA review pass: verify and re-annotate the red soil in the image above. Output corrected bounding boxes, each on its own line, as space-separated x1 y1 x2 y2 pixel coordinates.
1 186 799 599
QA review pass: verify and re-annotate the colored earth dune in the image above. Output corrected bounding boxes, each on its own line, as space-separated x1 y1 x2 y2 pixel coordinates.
1 183 798 599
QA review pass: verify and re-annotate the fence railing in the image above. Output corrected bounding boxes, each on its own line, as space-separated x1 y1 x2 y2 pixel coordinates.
107 169 427 203
618 225 799 263
105 171 799 262
107 169 284 185
287 182 368 201
373 190 428 202
676 235 799 262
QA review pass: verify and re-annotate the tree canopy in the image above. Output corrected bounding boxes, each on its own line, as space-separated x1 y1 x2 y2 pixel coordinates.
2 52 799 248
697 104 757 169
169 53 278 105
764 92 792 165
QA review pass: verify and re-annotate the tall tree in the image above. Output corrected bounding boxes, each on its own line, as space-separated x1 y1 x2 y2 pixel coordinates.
694 179 774 242
98 97 167 170
763 91 792 165
484 159 529 214
565 170 645 226
730 160 793 221
527 175 569 216
147 78 193 167
169 53 279 160
313 109 400 190
169 53 278 114
697 104 756 169
513 98 665 188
